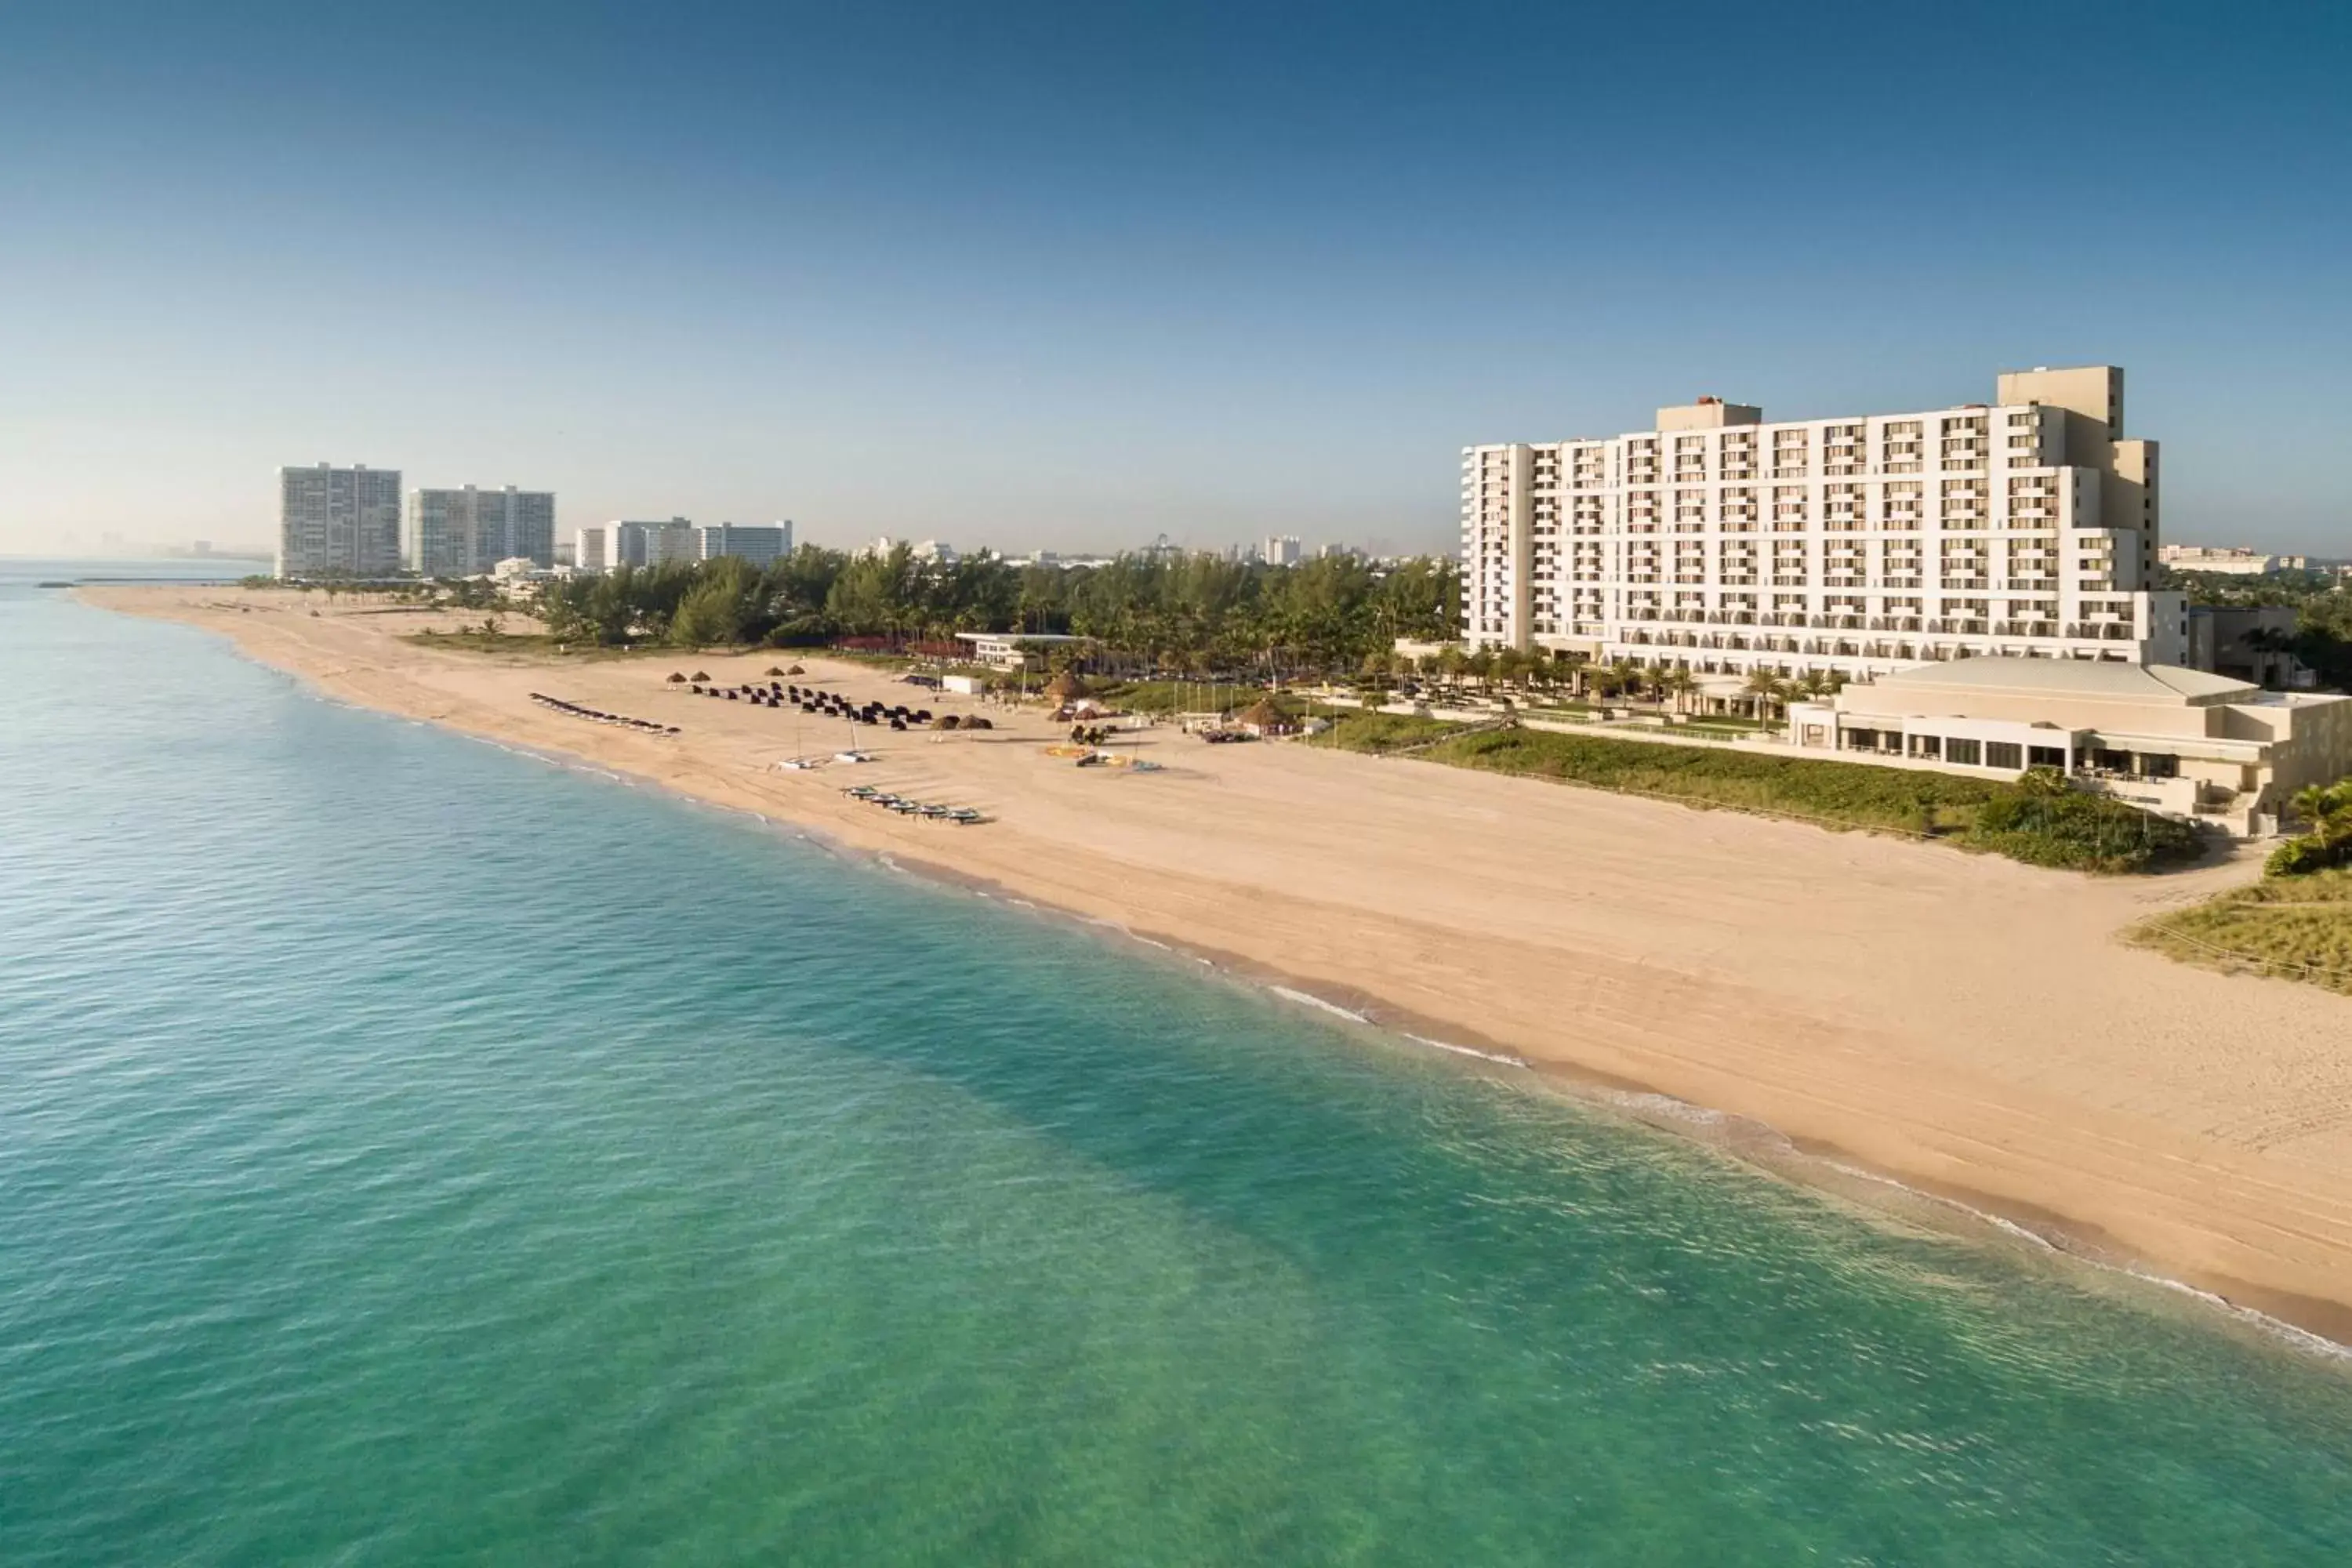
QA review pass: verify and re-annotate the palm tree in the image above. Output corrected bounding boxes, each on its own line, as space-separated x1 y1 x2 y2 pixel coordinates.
1662 667 1698 715
2290 782 2351 843
1555 648 1591 699
1740 667 1784 724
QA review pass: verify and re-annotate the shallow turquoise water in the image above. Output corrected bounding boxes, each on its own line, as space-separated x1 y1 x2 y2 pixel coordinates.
5 565 2352 1564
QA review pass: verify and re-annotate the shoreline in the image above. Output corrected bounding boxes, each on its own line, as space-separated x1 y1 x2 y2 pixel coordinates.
742 806 2352 1361
75 584 2352 1352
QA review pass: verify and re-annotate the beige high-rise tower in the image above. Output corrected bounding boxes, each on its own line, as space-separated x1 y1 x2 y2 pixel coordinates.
1459 365 2177 678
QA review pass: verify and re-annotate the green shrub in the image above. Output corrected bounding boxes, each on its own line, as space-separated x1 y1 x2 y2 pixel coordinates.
1308 711 2203 873
1966 790 2201 873
2267 834 2350 877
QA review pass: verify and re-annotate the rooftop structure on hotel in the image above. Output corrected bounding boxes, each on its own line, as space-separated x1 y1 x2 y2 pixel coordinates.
1461 365 2177 680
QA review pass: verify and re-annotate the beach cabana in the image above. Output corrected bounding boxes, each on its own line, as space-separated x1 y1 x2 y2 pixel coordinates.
1041 670 1091 706
691 670 712 682
1236 699 1294 737
666 672 687 684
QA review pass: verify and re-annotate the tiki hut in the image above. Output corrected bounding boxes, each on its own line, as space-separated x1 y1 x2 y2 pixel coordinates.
765 666 786 677
785 663 807 676
666 671 688 684
1236 698 1292 735
1040 670 1091 705
691 670 712 682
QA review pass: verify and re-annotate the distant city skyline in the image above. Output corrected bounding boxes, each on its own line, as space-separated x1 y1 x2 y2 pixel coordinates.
2 2 2347 554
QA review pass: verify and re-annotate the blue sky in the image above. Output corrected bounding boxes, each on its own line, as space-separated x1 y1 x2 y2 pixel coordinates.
2 0 2347 555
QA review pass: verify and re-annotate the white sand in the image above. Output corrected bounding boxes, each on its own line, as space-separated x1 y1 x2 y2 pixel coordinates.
88 585 2352 1340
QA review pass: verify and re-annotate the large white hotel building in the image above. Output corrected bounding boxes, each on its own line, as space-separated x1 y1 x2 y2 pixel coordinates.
1461 365 2183 679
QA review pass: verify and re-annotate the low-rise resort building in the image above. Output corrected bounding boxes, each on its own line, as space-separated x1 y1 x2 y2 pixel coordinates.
1786 660 2352 834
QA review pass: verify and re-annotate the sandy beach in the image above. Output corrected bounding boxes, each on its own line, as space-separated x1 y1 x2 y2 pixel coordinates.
82 584 2352 1344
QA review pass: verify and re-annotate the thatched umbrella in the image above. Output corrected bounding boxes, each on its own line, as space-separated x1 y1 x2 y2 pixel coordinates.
666 672 688 684
965 716 993 731
765 666 786 677
1237 698 1289 733
1042 670 1091 704
691 670 712 682
785 663 806 676
934 713 962 730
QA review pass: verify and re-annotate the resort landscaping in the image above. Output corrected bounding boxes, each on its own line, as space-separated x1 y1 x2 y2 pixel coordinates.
2132 869 2352 993
1309 710 2205 874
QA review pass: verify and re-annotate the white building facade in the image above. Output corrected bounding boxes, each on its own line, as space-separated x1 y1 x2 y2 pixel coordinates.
601 518 697 570
1461 365 2179 680
697 521 793 568
405 485 557 576
278 463 402 578
1263 535 1302 567
2158 545 2302 577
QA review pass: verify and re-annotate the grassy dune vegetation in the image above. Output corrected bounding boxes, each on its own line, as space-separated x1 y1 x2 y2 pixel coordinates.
1310 712 2204 874
2131 870 2352 993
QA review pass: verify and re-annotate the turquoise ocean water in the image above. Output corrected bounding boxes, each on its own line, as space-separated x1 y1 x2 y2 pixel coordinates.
5 563 2352 1564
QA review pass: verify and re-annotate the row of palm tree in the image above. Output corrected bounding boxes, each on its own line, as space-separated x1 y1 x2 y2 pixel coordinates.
1350 644 1845 722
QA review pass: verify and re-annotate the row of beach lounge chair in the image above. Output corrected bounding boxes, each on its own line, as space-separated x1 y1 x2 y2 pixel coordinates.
689 679 943 731
529 693 678 735
840 784 982 825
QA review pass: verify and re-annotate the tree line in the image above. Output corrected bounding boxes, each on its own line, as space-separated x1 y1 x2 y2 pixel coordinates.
533 544 1459 673
2165 567 2352 689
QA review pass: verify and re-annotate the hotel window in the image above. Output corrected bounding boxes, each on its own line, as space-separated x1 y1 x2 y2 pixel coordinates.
1985 742 2024 770
1945 738 1983 767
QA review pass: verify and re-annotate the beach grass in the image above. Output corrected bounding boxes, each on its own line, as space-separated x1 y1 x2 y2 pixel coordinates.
1309 711 2203 873
2129 869 2352 992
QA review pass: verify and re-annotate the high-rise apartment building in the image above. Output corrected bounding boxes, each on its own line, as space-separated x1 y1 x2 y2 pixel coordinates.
277 463 403 578
698 521 793 568
1460 365 2180 678
405 485 557 577
575 526 610 573
604 518 696 570
1263 535 1302 567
